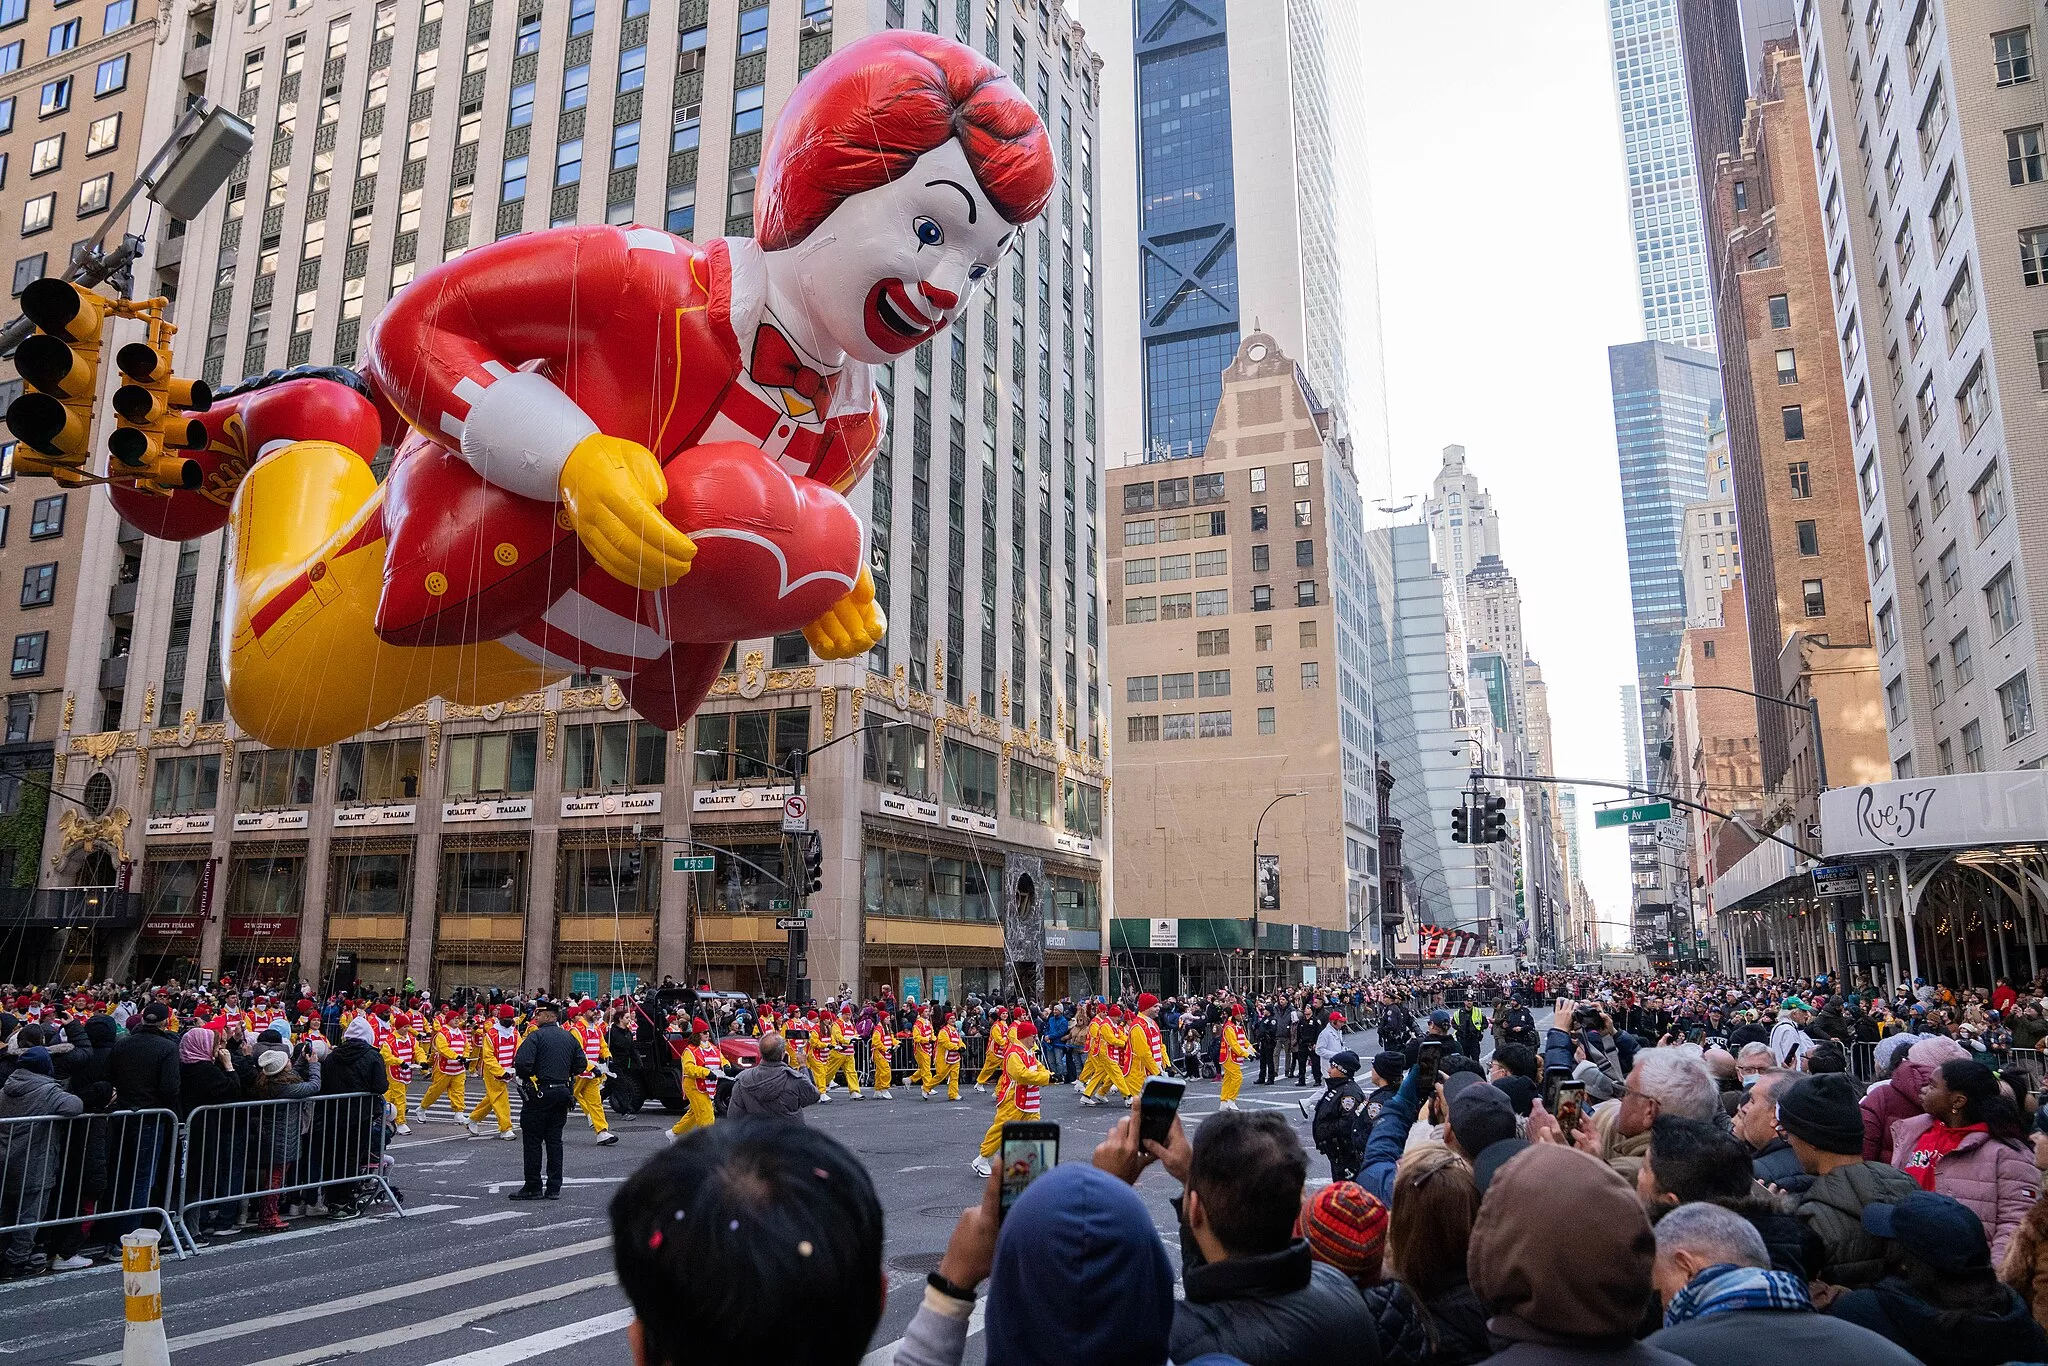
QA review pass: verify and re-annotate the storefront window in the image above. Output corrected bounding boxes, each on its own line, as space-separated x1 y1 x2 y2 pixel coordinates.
446 730 538 797
337 738 421 802
332 851 410 918
1010 761 1054 824
439 848 526 918
151 755 219 813
942 740 998 812
694 707 808 783
1062 778 1102 837
563 720 665 791
862 846 999 921
237 748 318 809
694 840 786 913
1049 874 1099 930
862 715 929 796
560 845 659 916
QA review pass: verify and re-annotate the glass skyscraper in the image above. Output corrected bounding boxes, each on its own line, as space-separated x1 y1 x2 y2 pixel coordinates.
1609 0 1717 352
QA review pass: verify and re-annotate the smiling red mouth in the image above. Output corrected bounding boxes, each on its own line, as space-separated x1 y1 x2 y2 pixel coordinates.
864 278 944 353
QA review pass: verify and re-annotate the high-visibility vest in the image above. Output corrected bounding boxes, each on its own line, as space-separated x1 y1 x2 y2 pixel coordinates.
490 1026 519 1067
438 1026 469 1074
574 1021 603 1065
1007 1045 1042 1112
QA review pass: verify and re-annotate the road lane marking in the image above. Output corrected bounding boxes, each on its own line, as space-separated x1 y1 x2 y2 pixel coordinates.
450 1210 530 1227
480 1176 625 1193
71 1236 612 1366
414 1307 635 1365
237 1273 618 1366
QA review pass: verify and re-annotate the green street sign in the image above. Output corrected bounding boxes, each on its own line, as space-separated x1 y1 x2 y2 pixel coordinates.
673 855 716 872
1593 800 1673 829
770 897 793 911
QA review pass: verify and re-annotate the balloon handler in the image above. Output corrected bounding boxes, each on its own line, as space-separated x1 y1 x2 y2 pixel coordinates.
100 32 1055 751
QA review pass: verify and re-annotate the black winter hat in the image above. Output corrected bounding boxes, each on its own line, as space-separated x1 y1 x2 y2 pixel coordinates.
1778 1072 1865 1154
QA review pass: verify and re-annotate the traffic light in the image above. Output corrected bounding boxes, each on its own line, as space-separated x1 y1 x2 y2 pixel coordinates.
110 318 210 493
801 831 824 895
7 278 114 481
1450 802 1470 844
1480 795 1509 844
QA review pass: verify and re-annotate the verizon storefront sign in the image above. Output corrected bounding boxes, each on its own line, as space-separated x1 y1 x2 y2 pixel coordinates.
1821 770 2048 857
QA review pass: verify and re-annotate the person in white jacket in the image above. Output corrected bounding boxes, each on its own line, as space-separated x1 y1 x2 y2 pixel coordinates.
1314 1011 1350 1074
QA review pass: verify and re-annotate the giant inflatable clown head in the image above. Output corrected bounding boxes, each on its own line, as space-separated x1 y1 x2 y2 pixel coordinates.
756 31 1056 365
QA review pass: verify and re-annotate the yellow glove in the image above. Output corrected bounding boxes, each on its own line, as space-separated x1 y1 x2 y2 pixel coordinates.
803 564 888 659
558 432 696 589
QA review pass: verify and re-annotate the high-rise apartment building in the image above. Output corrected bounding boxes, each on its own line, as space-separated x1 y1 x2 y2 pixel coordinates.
1094 0 1384 464
1681 423 1739 626
1464 554 1526 751
0 0 169 909
1104 331 1371 988
1797 0 2048 777
1611 339 1723 772
1610 0 1720 351
1421 444 1501 607
20 0 1111 1002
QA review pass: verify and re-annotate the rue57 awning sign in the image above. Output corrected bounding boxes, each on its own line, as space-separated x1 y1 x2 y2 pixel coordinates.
1821 771 2048 856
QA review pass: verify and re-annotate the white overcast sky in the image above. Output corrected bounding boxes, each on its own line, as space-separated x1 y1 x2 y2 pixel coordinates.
1355 2 1648 935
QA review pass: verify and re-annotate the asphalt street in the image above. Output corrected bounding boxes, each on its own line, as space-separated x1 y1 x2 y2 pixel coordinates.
0 1012 1543 1365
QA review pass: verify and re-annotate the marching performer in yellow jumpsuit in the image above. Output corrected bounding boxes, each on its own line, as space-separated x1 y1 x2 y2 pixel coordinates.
974 1007 1009 1092
1123 993 1169 1095
568 1004 620 1145
1219 1004 1256 1110
804 1011 835 1096
910 1008 936 1091
825 1008 865 1098
1076 1003 1112 1105
379 1010 415 1133
466 1004 519 1137
924 1009 965 1100
870 1013 896 1098
417 1007 471 1121
972 1018 1052 1176
668 1018 717 1141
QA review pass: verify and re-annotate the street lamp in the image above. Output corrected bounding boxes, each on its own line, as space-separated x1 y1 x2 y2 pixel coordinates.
1251 790 1307 993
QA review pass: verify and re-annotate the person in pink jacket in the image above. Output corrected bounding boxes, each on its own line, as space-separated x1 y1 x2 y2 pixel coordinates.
1891 1057 2040 1266
1864 1034 1970 1163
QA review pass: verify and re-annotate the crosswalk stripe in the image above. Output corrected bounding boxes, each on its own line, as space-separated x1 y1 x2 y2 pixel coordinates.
450 1210 530 1227
413 1307 637 1366
71 1235 611 1366
238 1272 617 1366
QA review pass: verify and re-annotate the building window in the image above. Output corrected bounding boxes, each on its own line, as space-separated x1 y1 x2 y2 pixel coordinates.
29 133 60 175
47 18 78 54
1255 665 1273 693
666 186 695 237
1802 579 1826 616
1197 669 1230 698
1192 472 1226 505
611 121 640 171
1930 652 1947 706
695 707 806 786
4 694 32 743
1194 589 1227 617
1125 675 1158 703
1767 294 1790 328
1294 539 1314 569
1860 458 1881 510
1295 580 1316 607
678 23 707 69
150 755 219 813
1938 738 1954 773
1886 675 1906 727
1251 544 1269 573
562 63 589 112
1987 566 2022 637
568 0 597 36
554 138 582 188
29 494 64 538
18 562 53 607
1121 596 1155 624
1257 706 1276 735
1196 629 1229 657
76 173 111 217
1300 661 1320 689
1997 27 2034 85
1293 500 1311 528
501 155 527 202
942 739 998 812
1250 505 1267 531
2010 125 2046 184
85 112 118 156
103 0 133 31
8 632 43 678
1299 621 1318 648
93 52 125 95
1009 759 1054 820
2000 671 2037 742
2035 330 2048 389
2023 227 2048 286
1940 542 1962 599
39 76 67 117
733 84 765 135
1157 553 1190 582
1796 519 1820 555
1781 405 1805 440
1952 629 1975 685
0 41 22 74
336 738 423 802
1126 715 1158 743
1972 461 2008 539
1251 585 1272 611
618 43 646 93
1194 549 1227 578
445 730 539 798
1249 467 1266 494
1878 599 1898 650
1787 461 1812 498
236 747 319 809
508 81 534 128
1160 672 1194 702
1775 348 1798 384
1962 720 1985 771
1957 361 1992 441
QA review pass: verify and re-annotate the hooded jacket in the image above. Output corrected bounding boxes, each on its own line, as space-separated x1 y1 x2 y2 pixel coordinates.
727 1063 820 1121
1793 1160 1921 1288
1829 1276 2048 1366
1465 1145 1689 1366
1889 1112 2038 1266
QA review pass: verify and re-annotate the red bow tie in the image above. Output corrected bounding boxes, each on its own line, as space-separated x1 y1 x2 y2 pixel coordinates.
750 324 828 401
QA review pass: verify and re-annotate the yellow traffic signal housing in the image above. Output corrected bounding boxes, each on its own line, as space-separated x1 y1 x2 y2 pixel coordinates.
109 310 210 494
7 279 114 481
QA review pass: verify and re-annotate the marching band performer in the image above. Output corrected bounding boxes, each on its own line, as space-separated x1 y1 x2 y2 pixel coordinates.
973 1006 1009 1092
869 1011 896 1099
823 1005 864 1099
416 1005 471 1121
971 1018 1051 1178
910 1006 936 1091
667 1017 718 1142
466 1004 520 1138
1123 994 1170 1095
378 1008 415 1133
568 1003 621 1145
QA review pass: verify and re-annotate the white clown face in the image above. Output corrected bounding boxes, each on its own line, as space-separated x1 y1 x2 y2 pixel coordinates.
772 138 1021 365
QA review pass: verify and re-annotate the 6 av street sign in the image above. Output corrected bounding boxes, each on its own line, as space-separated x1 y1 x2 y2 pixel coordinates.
1593 800 1673 829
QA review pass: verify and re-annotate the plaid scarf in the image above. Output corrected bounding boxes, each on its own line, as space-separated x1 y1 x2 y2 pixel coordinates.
1663 1263 1811 1327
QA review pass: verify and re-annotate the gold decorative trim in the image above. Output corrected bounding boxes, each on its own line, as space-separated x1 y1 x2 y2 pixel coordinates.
427 720 442 769
321 745 333 776
932 641 945 691
221 736 236 786
52 808 129 869
820 687 837 742
71 731 128 767
544 708 558 760
139 687 156 733
60 694 75 733
737 651 768 700
195 723 228 744
850 685 865 726
766 666 816 692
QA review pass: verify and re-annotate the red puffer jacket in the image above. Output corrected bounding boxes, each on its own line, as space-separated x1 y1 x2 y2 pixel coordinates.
1891 1111 2041 1266
1861 1060 1930 1163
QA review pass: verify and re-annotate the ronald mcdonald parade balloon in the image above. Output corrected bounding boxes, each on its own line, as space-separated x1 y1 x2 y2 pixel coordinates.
100 32 1054 749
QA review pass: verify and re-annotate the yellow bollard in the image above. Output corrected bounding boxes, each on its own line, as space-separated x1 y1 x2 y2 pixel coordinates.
121 1229 171 1366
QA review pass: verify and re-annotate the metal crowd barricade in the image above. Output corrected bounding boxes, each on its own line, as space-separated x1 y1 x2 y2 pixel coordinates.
1849 1040 1880 1081
0 1108 193 1261
175 1093 404 1241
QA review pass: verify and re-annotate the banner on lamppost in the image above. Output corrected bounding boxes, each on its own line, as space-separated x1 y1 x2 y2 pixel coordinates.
1256 854 1280 912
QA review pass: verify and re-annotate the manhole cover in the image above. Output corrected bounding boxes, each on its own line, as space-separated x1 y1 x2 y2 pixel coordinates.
888 1251 946 1274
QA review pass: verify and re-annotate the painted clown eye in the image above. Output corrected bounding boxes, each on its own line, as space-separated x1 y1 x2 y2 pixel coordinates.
967 263 989 281
913 216 944 246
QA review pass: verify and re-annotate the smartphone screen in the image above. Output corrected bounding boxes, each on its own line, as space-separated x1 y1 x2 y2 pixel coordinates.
998 1122 1059 1218
1138 1076 1187 1148
1412 1040 1443 1097
1553 1082 1585 1139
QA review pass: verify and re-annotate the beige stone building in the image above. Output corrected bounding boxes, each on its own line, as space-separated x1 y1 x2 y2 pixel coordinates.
1106 333 1362 993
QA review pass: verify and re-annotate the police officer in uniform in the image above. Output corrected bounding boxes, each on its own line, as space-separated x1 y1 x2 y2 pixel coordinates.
1309 1049 1368 1182
510 1001 585 1201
